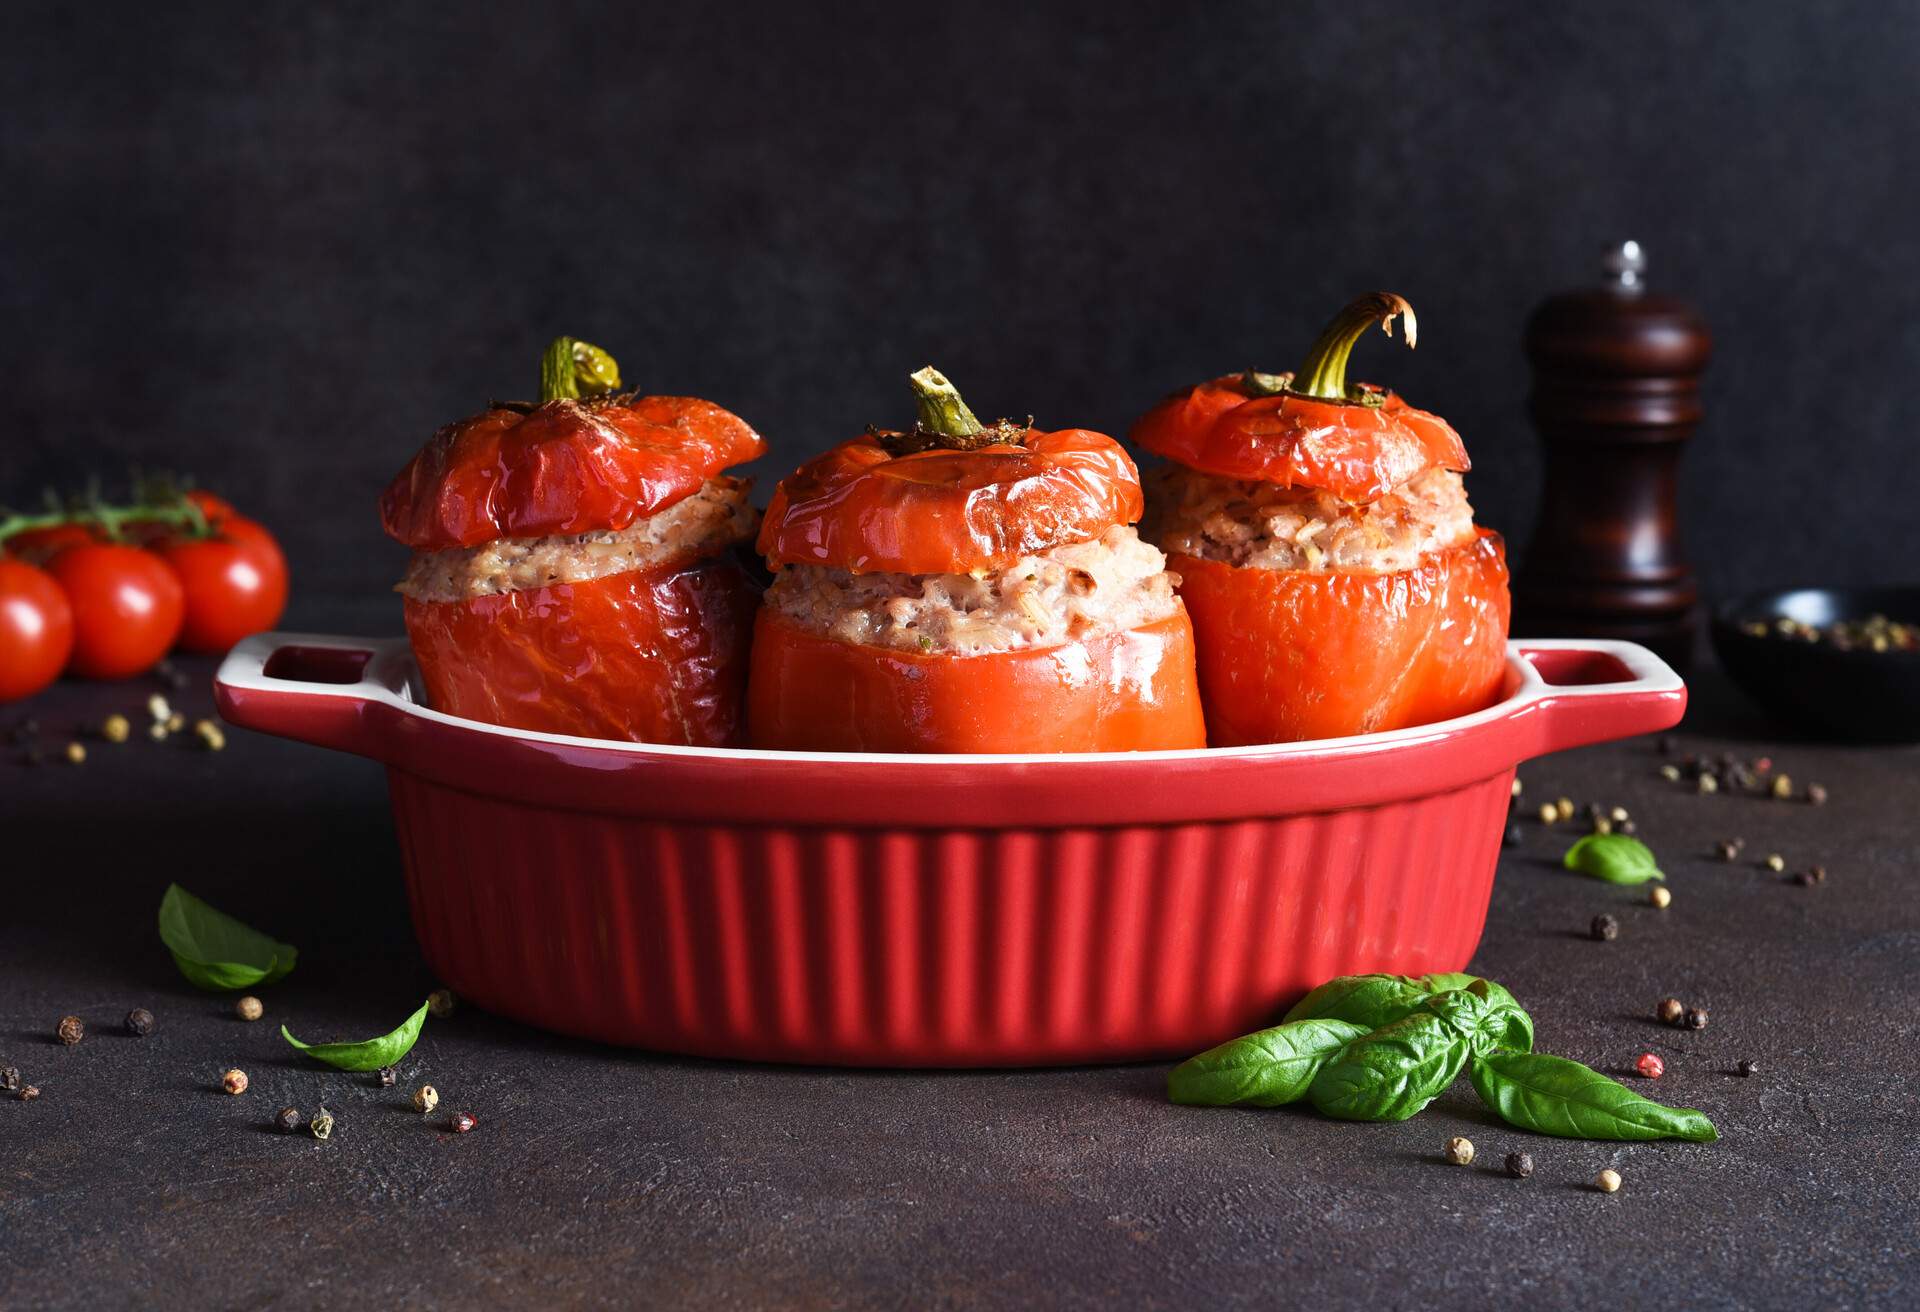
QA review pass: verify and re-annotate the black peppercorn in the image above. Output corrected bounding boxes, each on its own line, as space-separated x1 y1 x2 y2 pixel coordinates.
377 1066 397 1088
1809 865 1828 883
1590 914 1619 942
55 1015 84 1046
1791 870 1818 887
1618 819 1637 836
1505 1151 1534 1179
1504 822 1523 847
0 1067 19 1091
1806 783 1829 806
18 1085 39 1102
125 1008 155 1037
276 1106 302 1132
1737 1058 1759 1077
1657 997 1686 1025
1684 1007 1710 1031
1715 839 1742 862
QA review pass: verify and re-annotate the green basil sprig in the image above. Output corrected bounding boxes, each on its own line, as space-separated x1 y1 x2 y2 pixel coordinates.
1308 1013 1471 1122
1469 1051 1717 1142
157 884 298 991
1281 973 1430 1030
282 1001 430 1072
1563 833 1666 884
1422 980 1535 1055
1168 1019 1370 1107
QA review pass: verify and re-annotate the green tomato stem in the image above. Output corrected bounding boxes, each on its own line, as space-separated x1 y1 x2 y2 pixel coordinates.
539 337 624 403
1290 292 1418 401
908 366 985 438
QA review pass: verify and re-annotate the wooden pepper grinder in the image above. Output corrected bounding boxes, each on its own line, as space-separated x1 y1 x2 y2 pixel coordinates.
1513 241 1711 666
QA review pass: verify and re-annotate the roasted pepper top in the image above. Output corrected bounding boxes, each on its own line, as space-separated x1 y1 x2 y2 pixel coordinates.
757 368 1143 575
1131 293 1468 505
380 338 765 552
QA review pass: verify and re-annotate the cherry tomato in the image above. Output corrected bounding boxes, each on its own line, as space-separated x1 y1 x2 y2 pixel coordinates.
157 528 289 653
45 544 185 679
0 559 75 701
3 521 99 566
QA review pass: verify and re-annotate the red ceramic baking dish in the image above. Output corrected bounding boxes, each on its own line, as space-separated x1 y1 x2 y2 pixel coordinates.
214 633 1683 1067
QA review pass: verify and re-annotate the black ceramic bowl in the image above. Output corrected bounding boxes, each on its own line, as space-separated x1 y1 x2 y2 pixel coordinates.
1711 587 1920 742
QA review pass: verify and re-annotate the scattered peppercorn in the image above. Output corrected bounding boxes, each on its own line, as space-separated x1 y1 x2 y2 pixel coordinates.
1791 870 1818 888
193 719 226 751
1658 764 1682 782
63 741 86 765
0 1067 19 1091
1511 777 1524 798
1764 853 1786 872
222 1068 249 1095
166 712 186 733
1635 1052 1665 1078
1618 819 1638 836
377 1065 397 1088
1716 839 1742 862
310 1108 334 1140
276 1106 302 1132
1609 806 1630 823
1537 803 1558 825
1649 885 1672 909
1737 1058 1759 1077
1696 773 1718 794
18 1085 40 1102
1555 797 1575 822
1592 816 1614 835
1806 783 1829 806
450 1111 477 1134
1657 998 1685 1025
1596 1168 1622 1194
235 996 264 1022
1505 1151 1534 1179
412 1085 439 1114
148 722 169 742
1590 914 1619 942
1504 822 1523 847
1684 1007 1710 1031
1808 865 1828 884
1771 773 1794 800
428 989 456 1019
125 1008 155 1037
1444 1136 1474 1166
147 693 172 723
55 1015 84 1045
101 714 131 744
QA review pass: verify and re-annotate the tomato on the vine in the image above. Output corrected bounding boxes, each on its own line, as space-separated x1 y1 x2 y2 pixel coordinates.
4 521 99 565
156 528 288 653
0 559 75 701
45 544 185 679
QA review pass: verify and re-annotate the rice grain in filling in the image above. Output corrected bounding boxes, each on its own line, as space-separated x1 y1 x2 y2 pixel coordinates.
763 525 1180 655
397 477 754 602
1142 464 1476 573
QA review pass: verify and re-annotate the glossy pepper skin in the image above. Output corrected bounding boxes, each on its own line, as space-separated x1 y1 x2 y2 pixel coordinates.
757 428 1142 575
748 609 1205 753
381 395 765 551
1169 530 1510 745
403 551 760 745
1132 375 1468 504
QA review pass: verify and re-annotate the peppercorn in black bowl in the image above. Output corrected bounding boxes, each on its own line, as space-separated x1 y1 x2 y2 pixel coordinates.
1711 586 1920 742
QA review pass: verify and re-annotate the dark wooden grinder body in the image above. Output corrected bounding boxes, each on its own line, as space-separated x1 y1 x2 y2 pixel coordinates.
1513 247 1711 666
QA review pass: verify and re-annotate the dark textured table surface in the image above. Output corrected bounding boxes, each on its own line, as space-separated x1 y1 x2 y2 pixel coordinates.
3 598 1916 1310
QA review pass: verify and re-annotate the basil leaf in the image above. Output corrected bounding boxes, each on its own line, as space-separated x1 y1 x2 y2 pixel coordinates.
1308 1013 1471 1122
1469 1051 1717 1142
1563 833 1665 884
1282 974 1429 1030
1168 1019 1372 1107
281 1001 430 1072
1422 979 1534 1054
157 884 298 992
1417 972 1480 994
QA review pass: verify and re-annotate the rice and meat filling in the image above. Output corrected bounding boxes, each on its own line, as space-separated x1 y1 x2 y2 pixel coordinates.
397 477 754 602
1142 464 1476 573
763 524 1180 656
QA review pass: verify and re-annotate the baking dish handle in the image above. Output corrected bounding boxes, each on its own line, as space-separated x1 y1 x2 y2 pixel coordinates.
214 632 415 759
1510 638 1688 755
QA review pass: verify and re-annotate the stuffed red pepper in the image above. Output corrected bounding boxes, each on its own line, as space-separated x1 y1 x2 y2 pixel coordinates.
1134 293 1510 744
750 367 1204 753
380 337 765 745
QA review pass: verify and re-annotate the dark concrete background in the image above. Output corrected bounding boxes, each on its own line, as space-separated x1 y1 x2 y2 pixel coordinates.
1 596 1916 1308
5 1 1919 607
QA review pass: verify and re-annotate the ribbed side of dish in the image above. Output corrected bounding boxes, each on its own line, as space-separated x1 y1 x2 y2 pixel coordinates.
386 767 1512 1066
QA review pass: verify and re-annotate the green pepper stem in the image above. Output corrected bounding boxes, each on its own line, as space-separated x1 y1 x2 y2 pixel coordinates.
539 337 623 403
908 366 984 438
1290 293 1418 401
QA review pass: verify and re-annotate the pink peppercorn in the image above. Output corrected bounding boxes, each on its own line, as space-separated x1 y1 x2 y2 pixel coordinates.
1635 1052 1665 1079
